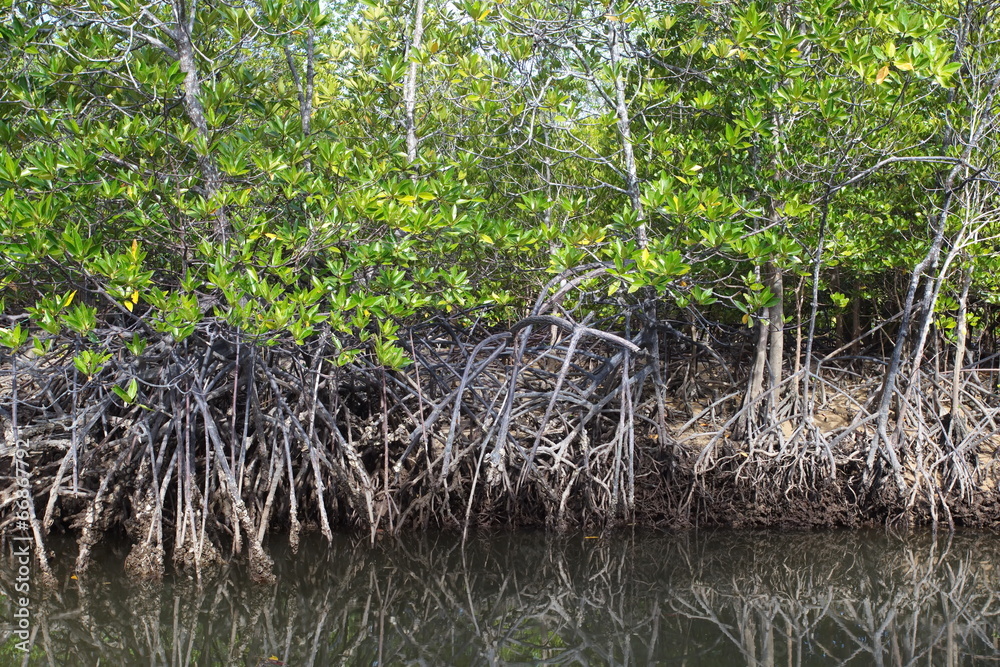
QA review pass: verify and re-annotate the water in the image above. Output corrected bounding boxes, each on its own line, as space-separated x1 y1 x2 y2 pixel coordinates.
2 529 1000 665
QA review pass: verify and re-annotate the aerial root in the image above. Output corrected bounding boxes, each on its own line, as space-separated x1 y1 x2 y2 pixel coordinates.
3 271 1000 577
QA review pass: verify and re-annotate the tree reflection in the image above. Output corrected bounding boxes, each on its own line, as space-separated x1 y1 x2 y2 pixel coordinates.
2 530 999 665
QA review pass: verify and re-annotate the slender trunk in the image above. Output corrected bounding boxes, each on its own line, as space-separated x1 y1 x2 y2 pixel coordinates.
868 189 954 485
172 0 227 242
744 317 769 428
284 29 315 138
767 263 784 407
687 308 698 392
869 69 1000 479
403 0 426 165
802 193 830 413
851 295 862 354
903 77 1000 405
607 19 646 248
833 268 846 345
791 276 804 403
303 29 315 137
950 265 971 430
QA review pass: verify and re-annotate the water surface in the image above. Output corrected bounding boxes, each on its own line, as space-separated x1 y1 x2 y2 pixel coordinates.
2 529 1000 665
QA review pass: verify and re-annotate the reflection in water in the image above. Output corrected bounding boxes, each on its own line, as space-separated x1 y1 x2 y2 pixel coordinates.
2 530 1000 665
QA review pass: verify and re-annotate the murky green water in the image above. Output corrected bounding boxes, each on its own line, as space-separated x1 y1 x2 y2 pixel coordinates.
2 529 1000 665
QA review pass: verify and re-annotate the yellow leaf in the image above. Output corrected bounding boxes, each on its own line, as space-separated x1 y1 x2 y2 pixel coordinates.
264 233 278 240
894 60 914 71
70 574 78 580
62 290 77 308
130 290 139 305
124 300 134 312
875 65 890 84
131 239 138 255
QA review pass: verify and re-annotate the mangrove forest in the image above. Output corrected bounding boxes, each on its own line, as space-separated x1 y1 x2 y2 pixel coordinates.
2 0 1000 583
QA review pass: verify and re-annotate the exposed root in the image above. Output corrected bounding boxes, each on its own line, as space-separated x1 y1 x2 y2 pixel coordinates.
2 267 1000 578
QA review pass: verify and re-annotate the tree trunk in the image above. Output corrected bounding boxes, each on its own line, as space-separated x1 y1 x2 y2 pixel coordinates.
403 0 426 165
869 69 1000 483
868 190 954 487
791 276 804 404
950 265 971 434
743 316 769 433
767 263 784 408
285 29 315 138
802 195 830 414
172 0 228 242
833 268 846 345
607 18 646 249
851 294 862 354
